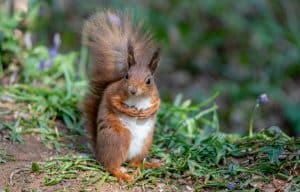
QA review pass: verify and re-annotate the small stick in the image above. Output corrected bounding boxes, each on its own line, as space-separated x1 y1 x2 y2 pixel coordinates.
9 167 29 185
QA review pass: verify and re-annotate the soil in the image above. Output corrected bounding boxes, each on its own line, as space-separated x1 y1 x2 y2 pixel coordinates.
0 131 180 192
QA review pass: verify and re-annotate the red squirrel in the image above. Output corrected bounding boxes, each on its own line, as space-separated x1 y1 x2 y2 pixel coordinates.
82 11 161 182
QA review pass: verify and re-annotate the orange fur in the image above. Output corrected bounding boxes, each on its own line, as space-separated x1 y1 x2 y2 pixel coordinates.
82 11 161 182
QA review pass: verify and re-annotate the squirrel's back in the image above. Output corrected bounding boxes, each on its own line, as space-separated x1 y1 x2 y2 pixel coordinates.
82 11 155 147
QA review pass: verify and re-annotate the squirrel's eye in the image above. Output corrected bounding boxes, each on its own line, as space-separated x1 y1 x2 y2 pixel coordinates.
146 78 151 85
125 73 129 80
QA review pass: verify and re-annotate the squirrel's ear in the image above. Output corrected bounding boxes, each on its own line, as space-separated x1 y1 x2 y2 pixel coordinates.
127 41 136 68
148 47 161 74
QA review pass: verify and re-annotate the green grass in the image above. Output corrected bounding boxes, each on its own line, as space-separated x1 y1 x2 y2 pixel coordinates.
0 148 15 164
0 84 83 149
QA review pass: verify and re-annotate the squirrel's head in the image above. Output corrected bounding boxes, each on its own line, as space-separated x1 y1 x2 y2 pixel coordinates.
122 41 160 97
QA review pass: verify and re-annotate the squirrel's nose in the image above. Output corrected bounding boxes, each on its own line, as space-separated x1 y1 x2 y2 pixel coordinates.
130 89 137 95
128 86 137 95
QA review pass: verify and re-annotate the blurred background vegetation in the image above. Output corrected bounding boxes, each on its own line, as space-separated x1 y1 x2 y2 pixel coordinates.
1 0 300 136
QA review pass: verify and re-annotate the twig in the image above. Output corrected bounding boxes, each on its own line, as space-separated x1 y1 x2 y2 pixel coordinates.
9 167 30 185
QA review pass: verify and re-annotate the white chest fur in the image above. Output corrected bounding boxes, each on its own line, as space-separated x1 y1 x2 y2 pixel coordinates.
118 96 155 160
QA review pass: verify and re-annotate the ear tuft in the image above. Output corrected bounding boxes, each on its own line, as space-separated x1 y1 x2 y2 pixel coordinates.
127 40 136 68
148 47 161 74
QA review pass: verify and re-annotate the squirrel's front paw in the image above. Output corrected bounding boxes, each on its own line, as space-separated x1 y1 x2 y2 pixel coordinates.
125 104 139 110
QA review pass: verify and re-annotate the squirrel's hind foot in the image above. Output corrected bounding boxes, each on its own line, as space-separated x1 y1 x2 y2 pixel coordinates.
129 160 161 169
109 167 134 183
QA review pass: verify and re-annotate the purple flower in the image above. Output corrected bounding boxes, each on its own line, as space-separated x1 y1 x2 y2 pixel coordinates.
37 33 60 71
256 93 269 105
49 47 58 58
228 182 235 190
50 33 60 58
38 60 45 71
249 93 269 137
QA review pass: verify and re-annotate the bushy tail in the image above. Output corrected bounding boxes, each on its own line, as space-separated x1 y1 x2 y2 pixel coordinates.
82 93 100 148
82 11 154 147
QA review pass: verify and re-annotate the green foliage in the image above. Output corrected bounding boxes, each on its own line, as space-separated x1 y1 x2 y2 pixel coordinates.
0 12 85 148
0 120 24 143
0 10 21 76
0 82 85 149
0 4 85 149
261 144 284 164
156 0 300 135
151 97 299 190
31 162 41 172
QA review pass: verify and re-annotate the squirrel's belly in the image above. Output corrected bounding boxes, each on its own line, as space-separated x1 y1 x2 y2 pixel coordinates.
118 115 155 160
